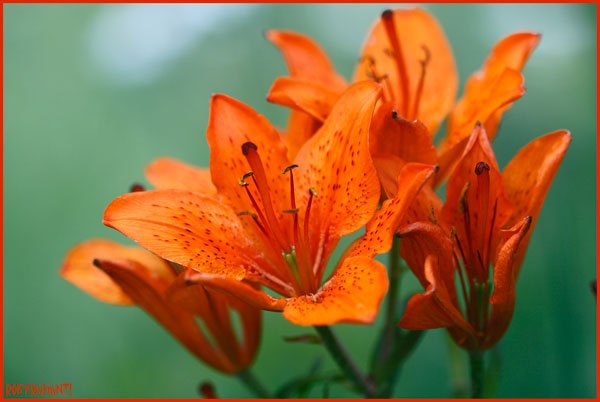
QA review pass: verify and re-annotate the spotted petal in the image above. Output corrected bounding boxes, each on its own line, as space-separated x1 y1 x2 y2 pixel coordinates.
282 256 388 325
59 238 174 305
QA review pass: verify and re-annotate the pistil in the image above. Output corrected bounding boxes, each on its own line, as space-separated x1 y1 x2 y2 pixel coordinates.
242 142 291 253
381 9 411 117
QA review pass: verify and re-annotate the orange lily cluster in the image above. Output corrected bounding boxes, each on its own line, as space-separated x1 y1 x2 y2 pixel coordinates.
266 7 570 350
60 6 570 385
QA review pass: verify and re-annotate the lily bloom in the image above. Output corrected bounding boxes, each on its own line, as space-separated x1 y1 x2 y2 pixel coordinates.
265 8 539 192
60 238 261 374
396 124 571 349
102 81 436 326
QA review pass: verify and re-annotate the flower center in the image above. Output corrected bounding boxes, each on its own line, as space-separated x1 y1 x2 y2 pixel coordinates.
238 142 318 295
452 160 498 335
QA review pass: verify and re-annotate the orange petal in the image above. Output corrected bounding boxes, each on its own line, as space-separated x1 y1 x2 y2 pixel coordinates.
96 258 237 373
398 255 474 336
371 153 406 199
350 162 437 258
103 190 292 295
172 270 287 312
502 130 571 274
266 29 347 91
283 256 388 325
439 32 539 166
206 94 292 248
354 8 457 134
479 32 541 138
397 222 455 295
294 81 381 241
370 104 437 169
283 110 321 161
145 157 217 196
59 238 175 305
439 68 525 174
267 76 339 122
480 31 541 77
166 273 261 368
484 216 531 349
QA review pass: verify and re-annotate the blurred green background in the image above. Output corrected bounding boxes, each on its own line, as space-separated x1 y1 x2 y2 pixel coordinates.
3 3 596 398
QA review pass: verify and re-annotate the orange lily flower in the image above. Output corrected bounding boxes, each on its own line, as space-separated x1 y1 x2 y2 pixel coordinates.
266 8 539 193
396 124 571 350
60 238 261 374
101 81 436 326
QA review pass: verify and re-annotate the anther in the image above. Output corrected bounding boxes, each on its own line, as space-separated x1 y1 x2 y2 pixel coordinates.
237 210 258 219
283 208 300 214
381 9 393 19
474 161 490 175
282 164 299 174
239 171 254 186
130 183 145 192
241 141 258 155
391 110 398 119
309 187 318 197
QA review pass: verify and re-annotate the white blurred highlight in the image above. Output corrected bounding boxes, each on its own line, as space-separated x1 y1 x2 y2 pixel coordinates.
89 4 257 85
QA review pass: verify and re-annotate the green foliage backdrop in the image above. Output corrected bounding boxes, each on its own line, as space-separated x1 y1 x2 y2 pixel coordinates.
4 3 596 398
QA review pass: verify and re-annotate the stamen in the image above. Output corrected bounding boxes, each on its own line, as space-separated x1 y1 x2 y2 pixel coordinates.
237 210 268 236
363 55 394 102
304 187 317 260
241 142 291 253
239 172 270 234
381 9 410 116
410 45 431 120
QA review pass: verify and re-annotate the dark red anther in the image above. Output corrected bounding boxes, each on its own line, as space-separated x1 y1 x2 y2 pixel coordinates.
474 161 490 175
241 141 258 155
391 110 398 119
381 9 393 19
130 183 145 192
591 280 596 299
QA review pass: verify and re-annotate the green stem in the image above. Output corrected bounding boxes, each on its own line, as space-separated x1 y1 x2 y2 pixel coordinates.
237 369 271 398
314 326 375 397
468 350 485 398
386 236 402 322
